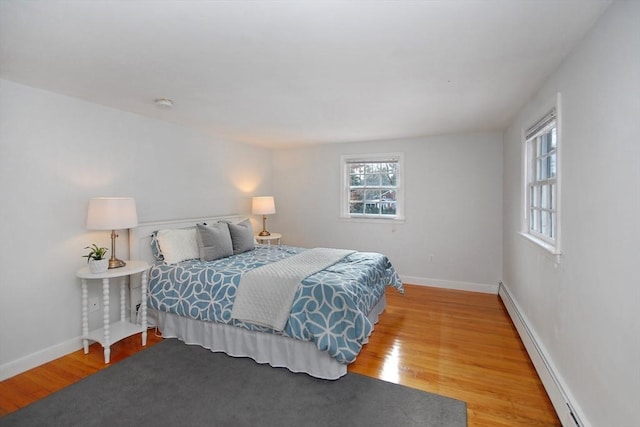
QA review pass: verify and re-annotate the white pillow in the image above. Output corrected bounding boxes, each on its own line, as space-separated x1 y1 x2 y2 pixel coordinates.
156 228 199 264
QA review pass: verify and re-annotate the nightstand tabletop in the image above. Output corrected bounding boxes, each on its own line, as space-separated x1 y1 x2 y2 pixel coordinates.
77 260 149 278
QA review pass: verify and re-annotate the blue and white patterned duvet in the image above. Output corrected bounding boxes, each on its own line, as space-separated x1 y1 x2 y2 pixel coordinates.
147 245 403 364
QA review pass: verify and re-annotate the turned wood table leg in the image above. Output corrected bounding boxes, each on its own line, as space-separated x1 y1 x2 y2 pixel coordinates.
141 269 148 346
102 277 111 364
120 278 126 322
81 279 89 354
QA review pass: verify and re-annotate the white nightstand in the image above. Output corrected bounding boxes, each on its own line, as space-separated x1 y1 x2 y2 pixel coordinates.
255 232 282 246
77 260 149 363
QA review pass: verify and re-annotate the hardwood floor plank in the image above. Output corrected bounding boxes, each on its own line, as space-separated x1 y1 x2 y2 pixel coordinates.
0 284 559 426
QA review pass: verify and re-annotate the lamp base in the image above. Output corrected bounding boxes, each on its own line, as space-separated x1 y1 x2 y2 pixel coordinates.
108 229 126 269
108 258 126 269
258 215 271 236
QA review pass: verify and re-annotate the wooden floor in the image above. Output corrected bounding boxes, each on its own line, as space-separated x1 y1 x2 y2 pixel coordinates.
0 284 559 426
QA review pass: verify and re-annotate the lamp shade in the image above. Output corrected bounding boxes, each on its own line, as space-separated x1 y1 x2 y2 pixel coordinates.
86 197 138 230
251 196 276 215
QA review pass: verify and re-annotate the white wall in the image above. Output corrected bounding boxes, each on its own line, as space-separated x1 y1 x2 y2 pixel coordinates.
0 79 273 378
502 1 640 426
271 133 503 292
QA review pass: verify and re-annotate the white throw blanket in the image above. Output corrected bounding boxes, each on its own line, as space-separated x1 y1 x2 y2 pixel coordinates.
231 248 355 331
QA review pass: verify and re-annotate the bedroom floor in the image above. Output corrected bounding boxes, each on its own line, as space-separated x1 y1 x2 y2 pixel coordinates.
0 284 559 426
350 284 560 426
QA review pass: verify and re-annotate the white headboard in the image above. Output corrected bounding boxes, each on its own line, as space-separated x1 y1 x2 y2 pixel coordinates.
129 214 245 264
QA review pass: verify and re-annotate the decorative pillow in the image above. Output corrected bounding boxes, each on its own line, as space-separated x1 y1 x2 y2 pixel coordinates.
150 231 164 262
156 228 199 264
196 223 233 261
226 219 255 254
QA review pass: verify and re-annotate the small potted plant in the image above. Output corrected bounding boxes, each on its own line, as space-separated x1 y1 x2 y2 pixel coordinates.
83 244 109 273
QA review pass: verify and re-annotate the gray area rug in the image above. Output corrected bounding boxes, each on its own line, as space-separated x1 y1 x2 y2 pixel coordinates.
1 339 467 426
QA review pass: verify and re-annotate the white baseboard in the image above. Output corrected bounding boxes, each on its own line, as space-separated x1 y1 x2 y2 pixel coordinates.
499 282 588 427
400 275 499 294
0 337 83 381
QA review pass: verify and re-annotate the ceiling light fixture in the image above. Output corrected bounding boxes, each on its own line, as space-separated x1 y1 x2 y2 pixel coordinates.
154 98 174 108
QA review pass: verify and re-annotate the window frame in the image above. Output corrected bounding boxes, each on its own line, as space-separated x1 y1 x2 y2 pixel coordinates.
521 94 562 257
340 152 405 222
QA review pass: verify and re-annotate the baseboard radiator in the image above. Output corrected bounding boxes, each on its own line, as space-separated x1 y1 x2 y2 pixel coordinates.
498 282 585 427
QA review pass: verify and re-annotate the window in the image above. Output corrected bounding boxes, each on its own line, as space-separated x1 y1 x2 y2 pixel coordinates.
340 153 404 221
523 105 560 254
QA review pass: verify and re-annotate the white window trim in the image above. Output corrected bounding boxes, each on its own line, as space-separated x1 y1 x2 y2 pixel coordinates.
520 93 562 260
340 152 405 222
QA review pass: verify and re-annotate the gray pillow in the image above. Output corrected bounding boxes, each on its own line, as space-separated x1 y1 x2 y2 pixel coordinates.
196 223 233 261
227 219 255 254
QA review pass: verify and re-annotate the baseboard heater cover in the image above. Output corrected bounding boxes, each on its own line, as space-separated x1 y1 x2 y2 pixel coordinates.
498 282 585 427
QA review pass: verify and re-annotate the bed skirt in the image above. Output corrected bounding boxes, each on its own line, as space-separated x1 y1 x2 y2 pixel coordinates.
149 294 387 380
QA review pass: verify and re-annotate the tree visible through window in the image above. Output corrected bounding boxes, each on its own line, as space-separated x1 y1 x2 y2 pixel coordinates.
341 153 404 220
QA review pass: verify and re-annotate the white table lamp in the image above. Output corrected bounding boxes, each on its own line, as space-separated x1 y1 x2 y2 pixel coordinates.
252 196 276 236
86 197 138 269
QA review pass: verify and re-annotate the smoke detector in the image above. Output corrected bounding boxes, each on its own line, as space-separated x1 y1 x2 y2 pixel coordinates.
154 98 174 108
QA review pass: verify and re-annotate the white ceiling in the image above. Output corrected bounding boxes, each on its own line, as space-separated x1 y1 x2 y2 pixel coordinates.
0 0 610 149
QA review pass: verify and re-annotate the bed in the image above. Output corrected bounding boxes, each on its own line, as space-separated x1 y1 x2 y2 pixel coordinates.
129 215 403 379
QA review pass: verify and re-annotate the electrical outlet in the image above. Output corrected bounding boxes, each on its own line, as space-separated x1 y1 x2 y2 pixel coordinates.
89 297 99 313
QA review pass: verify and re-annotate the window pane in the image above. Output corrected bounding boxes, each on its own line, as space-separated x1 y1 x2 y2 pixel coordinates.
364 189 381 201
529 186 534 209
550 128 556 149
388 173 397 186
532 185 540 208
551 184 556 210
365 174 381 186
365 203 379 214
350 189 364 202
549 153 557 178
381 202 396 215
536 159 542 180
540 157 549 180
541 185 549 209
349 202 364 214
349 164 364 174
541 211 551 237
381 189 396 201
540 135 548 155
531 209 540 233
385 162 397 173
365 163 380 174
350 174 363 186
